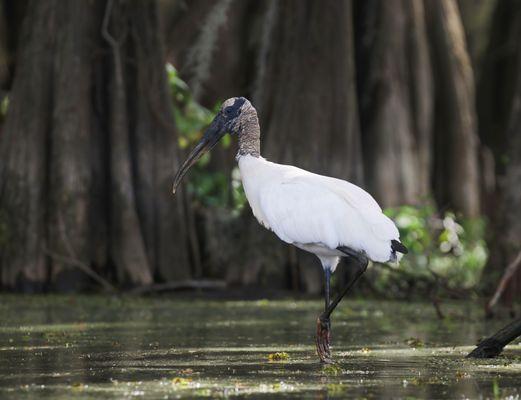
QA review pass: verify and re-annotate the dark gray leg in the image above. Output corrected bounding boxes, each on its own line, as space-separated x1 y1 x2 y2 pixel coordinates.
324 256 368 319
317 267 332 361
324 267 331 311
316 254 369 363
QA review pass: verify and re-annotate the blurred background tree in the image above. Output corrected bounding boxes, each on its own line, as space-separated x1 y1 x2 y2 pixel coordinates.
0 0 191 291
0 0 519 310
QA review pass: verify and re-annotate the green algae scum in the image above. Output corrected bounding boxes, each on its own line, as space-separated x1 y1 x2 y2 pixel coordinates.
0 296 519 399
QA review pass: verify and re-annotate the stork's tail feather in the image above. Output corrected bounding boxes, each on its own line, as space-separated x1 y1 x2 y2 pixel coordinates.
391 239 408 254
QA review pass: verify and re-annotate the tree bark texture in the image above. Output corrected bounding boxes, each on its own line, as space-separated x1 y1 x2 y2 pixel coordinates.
478 0 521 301
485 56 521 303
458 0 497 78
257 0 363 184
0 1 54 290
426 0 481 217
355 0 433 207
0 0 191 291
477 0 521 171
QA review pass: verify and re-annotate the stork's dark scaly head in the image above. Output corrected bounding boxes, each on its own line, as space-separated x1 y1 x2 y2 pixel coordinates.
172 97 254 194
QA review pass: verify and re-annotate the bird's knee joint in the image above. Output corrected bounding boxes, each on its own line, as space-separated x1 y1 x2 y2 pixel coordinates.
318 314 330 326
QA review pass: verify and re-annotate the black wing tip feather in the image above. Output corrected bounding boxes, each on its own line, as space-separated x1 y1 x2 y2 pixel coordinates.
391 240 408 254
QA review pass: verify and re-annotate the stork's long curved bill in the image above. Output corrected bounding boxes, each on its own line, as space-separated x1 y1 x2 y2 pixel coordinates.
172 116 225 194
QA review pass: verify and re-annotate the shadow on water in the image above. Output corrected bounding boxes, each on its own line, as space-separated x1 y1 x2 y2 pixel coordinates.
0 295 519 399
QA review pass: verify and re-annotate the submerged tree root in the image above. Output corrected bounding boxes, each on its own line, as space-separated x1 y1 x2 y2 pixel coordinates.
467 318 521 358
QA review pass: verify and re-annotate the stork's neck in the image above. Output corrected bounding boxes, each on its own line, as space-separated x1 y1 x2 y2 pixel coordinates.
237 111 260 159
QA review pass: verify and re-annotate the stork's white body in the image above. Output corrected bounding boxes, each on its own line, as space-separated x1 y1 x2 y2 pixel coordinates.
172 97 404 362
238 155 401 272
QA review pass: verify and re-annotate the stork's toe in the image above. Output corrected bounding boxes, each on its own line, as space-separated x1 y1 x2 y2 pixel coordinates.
316 316 332 363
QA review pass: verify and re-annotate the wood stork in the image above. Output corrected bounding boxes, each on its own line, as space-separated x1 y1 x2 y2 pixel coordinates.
172 97 408 363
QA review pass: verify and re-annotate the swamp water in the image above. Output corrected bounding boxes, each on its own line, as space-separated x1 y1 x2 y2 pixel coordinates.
0 295 519 399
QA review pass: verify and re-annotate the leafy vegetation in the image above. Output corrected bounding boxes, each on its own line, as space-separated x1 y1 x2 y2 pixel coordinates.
374 205 488 296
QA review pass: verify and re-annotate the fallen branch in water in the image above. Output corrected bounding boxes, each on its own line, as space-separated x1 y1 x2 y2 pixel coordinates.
129 279 226 295
486 250 521 317
467 318 521 358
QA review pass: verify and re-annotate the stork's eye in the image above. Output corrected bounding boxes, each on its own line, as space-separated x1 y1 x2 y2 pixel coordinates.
224 107 233 116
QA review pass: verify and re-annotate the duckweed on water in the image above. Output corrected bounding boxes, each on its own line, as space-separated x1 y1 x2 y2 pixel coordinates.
321 363 344 376
0 295 519 399
405 337 425 348
268 352 290 361
172 377 193 386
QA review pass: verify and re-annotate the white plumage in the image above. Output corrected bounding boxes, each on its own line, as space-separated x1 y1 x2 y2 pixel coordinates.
238 154 401 271
172 97 406 362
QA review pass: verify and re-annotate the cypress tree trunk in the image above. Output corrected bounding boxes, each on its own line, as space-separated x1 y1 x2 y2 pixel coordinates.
47 0 96 287
458 0 497 76
477 0 521 171
126 2 192 282
0 0 27 96
426 0 481 217
477 0 521 301
355 0 433 207
484 29 521 302
491 89 521 304
408 0 435 199
0 4 9 94
256 0 363 184
0 1 54 290
0 0 191 291
163 0 262 107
